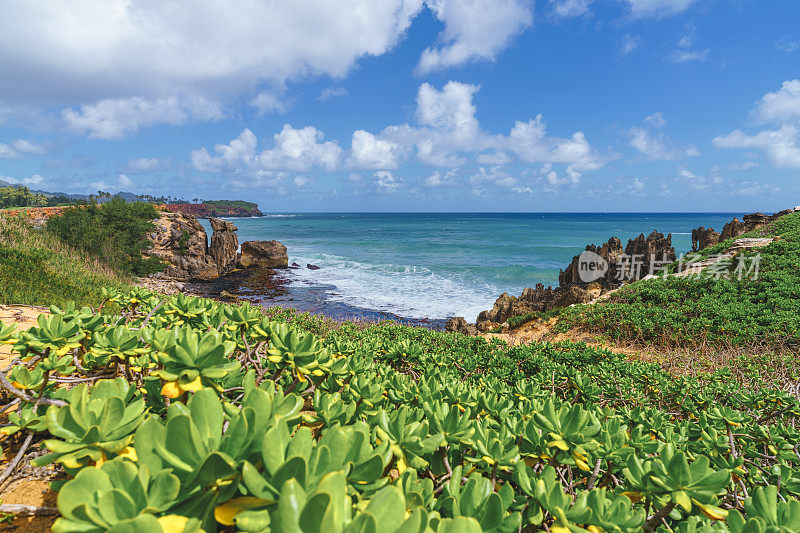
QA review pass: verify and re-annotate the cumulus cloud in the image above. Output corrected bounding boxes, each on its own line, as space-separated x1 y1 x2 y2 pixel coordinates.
753 79 800 124
192 81 603 183
417 0 533 73
192 125 342 175
63 95 224 139
714 125 800 169
714 79 800 169
251 91 290 115
348 130 402 169
375 170 403 191
0 139 45 159
627 113 698 160
624 0 698 19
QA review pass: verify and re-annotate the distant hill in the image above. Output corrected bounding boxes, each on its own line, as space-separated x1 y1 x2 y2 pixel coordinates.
165 200 262 218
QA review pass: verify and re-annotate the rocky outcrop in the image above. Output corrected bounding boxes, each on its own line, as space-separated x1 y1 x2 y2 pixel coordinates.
445 317 478 336
470 231 675 334
208 218 239 275
238 240 289 269
146 211 219 280
691 227 720 251
693 209 795 251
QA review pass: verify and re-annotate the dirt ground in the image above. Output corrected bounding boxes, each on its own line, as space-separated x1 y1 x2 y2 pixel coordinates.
483 316 664 362
0 305 58 531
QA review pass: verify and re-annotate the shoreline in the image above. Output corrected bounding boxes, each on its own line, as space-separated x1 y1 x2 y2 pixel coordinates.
168 266 448 329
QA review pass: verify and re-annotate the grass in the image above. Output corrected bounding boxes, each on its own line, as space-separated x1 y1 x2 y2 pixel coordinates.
0 215 133 308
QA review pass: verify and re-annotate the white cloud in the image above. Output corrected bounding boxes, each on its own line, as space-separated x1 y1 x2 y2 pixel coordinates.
63 95 224 139
127 157 161 171
627 113 698 160
192 125 342 174
293 176 310 188
317 88 348 101
506 116 602 170
476 151 512 164
251 91 290 115
349 130 402 169
714 79 800 169
0 139 45 159
375 170 403 191
713 125 800 169
550 0 593 18
675 168 722 191
118 174 133 188
417 0 533 73
424 169 458 187
754 79 800 124
624 0 698 19
469 166 516 188
2 1 424 104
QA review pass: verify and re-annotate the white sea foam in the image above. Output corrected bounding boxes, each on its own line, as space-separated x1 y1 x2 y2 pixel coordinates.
288 252 498 322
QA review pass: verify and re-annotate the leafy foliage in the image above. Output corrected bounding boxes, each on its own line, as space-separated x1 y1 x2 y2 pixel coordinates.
557 212 800 348
0 289 798 532
46 199 163 276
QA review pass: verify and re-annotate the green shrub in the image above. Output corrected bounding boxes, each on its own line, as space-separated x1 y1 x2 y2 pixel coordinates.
47 199 163 276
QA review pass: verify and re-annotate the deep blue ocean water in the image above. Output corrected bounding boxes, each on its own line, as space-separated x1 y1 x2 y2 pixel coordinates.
201 213 735 322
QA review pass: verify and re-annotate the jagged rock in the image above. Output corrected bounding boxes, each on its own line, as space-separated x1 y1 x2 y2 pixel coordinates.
145 211 218 281
445 317 478 336
238 240 289 269
208 217 239 275
696 209 793 249
692 227 720 251
623 231 676 279
559 237 624 288
307 264 320 270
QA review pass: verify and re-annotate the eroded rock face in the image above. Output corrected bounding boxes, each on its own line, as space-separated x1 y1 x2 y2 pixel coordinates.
146 211 219 281
692 227 720 251
692 209 796 251
475 231 675 330
208 218 239 275
445 317 479 336
238 240 289 269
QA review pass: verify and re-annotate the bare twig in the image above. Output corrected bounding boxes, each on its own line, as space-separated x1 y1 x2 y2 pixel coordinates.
0 431 34 486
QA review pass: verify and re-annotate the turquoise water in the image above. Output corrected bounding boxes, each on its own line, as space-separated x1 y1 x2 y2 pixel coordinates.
202 213 735 321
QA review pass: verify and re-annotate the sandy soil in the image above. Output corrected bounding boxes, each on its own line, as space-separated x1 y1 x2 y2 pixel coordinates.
0 305 58 531
0 306 49 369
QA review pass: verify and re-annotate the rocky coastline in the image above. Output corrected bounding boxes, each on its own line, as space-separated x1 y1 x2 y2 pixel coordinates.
448 207 800 336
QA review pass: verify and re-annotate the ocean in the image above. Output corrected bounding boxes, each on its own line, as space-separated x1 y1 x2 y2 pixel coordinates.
200 213 736 323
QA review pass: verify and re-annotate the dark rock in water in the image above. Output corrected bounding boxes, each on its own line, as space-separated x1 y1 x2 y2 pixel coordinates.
445 316 478 336
307 263 320 270
291 262 300 267
238 240 289 269
208 217 239 275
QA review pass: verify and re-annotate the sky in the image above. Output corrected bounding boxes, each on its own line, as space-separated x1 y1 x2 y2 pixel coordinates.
0 0 799 212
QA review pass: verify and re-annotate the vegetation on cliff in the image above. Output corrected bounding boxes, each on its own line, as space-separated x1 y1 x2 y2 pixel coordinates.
556 211 800 348
0 216 132 308
0 289 797 531
0 185 76 209
166 200 262 218
46 199 165 276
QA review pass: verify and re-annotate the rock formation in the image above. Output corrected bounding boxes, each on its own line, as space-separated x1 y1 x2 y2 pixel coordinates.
471 231 675 333
146 211 219 280
692 209 795 251
691 227 720 251
238 240 289 269
444 317 478 336
208 218 239 275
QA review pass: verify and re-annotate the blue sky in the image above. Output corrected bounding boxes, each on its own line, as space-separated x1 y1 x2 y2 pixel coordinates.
1 0 799 212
